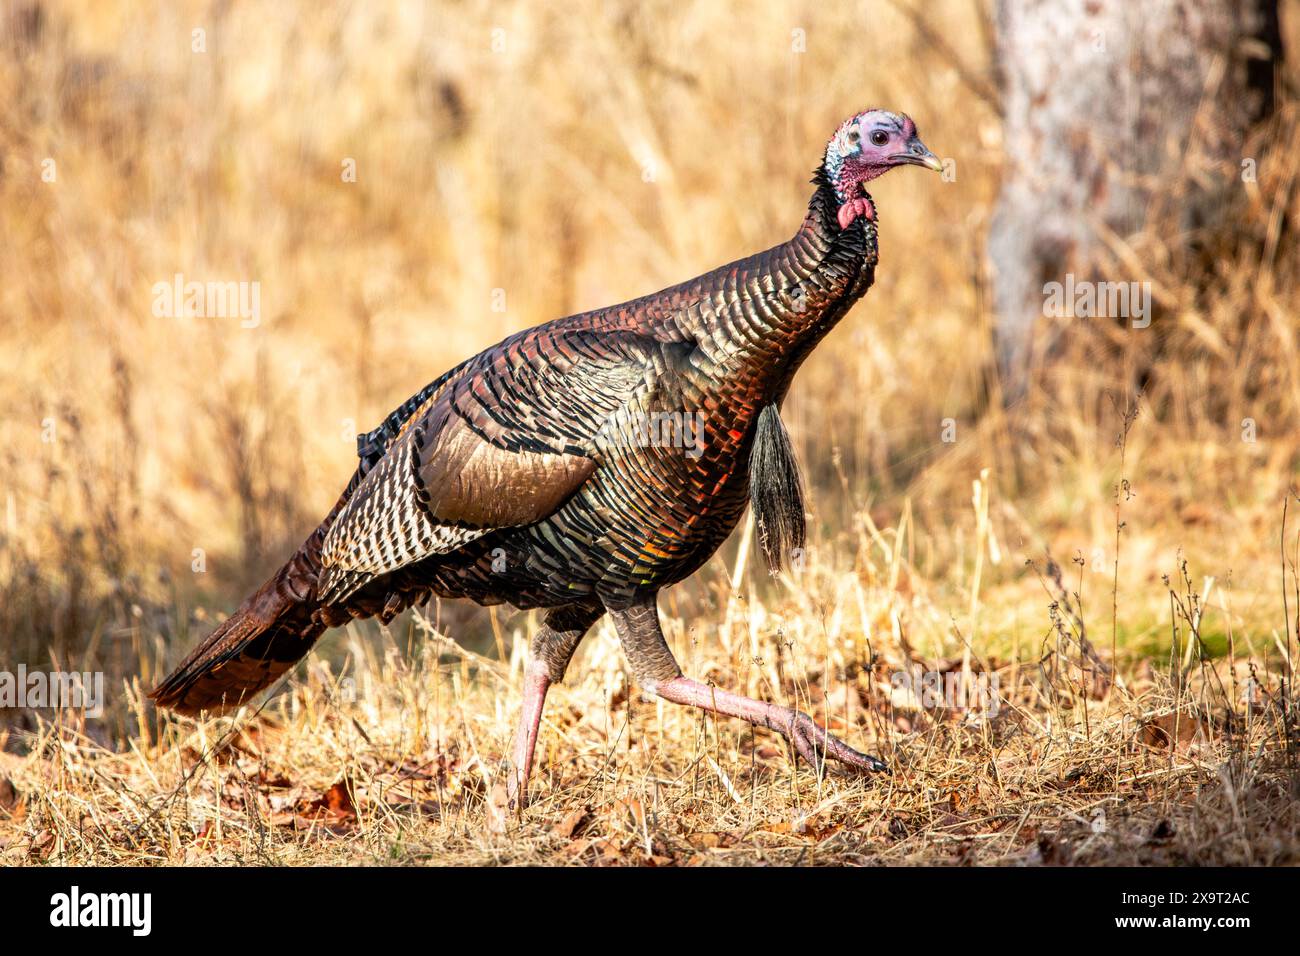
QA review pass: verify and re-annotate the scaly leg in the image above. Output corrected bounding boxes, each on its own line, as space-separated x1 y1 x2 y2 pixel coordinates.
507 657 553 809
608 595 888 774
506 603 603 809
652 675 887 772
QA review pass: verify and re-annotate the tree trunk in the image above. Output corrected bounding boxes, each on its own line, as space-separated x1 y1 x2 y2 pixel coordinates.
988 0 1282 397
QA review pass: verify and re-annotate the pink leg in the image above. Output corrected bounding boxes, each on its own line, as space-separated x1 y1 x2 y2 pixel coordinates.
651 675 888 773
502 605 603 811
506 657 553 809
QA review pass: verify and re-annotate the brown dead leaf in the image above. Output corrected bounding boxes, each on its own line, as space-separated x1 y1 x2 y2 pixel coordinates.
485 781 510 834
29 828 55 861
793 813 842 841
598 794 646 837
611 796 646 834
256 769 293 789
553 805 590 840
0 776 24 822
288 775 360 830
591 835 626 864
313 777 358 818
686 830 738 850
1140 712 1210 752
806 822 843 842
563 837 593 858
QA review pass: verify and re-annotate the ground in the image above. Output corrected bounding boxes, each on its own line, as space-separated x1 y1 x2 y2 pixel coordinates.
4 511 1297 866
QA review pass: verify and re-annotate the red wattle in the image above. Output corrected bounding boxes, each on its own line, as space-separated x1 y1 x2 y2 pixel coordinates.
836 197 876 231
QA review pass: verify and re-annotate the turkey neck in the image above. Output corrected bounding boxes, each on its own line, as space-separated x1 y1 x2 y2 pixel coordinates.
752 172 879 400
650 170 878 405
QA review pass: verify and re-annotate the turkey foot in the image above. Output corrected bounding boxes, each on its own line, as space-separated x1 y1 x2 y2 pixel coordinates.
651 675 888 774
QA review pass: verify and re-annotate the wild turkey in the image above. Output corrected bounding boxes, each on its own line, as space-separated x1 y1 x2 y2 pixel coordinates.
152 108 942 807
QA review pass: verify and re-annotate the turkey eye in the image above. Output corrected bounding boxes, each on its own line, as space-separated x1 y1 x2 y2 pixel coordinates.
870 130 889 147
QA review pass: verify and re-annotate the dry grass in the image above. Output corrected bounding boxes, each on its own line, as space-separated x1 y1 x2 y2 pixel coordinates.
2 0 1300 865
3 532 1297 866
4 470 1298 865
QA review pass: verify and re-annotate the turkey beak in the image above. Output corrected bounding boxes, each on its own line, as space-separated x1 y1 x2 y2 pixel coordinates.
900 137 943 173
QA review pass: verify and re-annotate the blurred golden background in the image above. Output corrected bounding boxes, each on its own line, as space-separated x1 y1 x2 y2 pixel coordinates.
2 0 1299 703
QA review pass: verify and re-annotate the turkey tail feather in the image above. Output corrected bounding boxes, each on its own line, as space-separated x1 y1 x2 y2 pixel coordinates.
150 544 325 716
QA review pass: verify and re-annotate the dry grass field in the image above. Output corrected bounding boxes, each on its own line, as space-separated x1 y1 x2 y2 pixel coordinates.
1 0 1299 866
